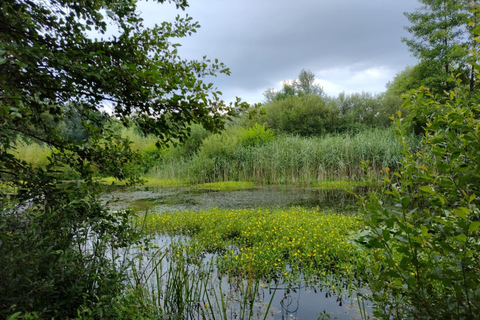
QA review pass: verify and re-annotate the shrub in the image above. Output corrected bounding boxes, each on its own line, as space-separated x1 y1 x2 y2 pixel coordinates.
361 82 480 319
259 95 339 136
240 123 274 147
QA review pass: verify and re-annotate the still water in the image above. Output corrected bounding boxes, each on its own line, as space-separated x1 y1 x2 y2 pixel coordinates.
102 185 372 320
102 185 359 213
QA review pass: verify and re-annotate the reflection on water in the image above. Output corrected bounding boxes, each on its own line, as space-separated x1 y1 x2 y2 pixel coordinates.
103 186 371 319
266 285 371 320
101 185 359 214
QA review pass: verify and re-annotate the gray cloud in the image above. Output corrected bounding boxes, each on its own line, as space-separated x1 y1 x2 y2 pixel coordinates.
138 0 420 103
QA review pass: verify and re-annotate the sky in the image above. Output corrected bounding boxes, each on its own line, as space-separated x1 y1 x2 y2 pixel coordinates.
136 0 420 104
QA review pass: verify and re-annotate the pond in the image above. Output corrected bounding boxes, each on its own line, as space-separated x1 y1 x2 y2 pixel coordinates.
102 185 372 320
101 185 359 213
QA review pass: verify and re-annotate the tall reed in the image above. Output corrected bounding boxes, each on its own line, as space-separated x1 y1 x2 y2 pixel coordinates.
151 128 419 184
11 141 51 168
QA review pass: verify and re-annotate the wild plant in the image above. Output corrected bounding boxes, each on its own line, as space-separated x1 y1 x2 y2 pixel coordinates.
360 80 480 319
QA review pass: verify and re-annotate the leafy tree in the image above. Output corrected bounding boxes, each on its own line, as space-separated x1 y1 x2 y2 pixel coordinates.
262 69 323 103
0 0 247 317
296 69 324 96
363 80 480 320
260 95 338 136
362 12 480 318
402 0 474 93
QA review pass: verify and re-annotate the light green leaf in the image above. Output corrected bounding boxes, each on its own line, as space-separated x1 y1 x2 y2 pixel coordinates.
419 185 434 194
453 207 469 220
421 225 428 237
469 194 476 203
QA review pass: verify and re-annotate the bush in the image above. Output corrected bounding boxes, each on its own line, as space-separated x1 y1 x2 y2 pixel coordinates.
361 82 480 319
239 123 274 147
259 95 339 136
0 188 142 319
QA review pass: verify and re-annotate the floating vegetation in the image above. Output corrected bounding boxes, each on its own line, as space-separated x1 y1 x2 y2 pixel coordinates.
194 181 256 191
98 177 187 188
143 207 367 288
312 180 372 192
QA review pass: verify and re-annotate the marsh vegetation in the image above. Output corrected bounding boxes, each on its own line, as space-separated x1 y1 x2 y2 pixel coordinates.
3 0 480 319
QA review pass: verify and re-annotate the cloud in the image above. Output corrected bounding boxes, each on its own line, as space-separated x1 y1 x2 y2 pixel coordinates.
137 0 419 103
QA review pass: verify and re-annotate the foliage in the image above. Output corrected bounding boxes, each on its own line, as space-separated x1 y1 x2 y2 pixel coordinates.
334 92 396 131
361 80 480 318
263 69 324 103
0 192 143 319
195 126 243 160
256 91 398 137
259 95 338 136
240 124 275 148
0 0 247 317
402 0 475 93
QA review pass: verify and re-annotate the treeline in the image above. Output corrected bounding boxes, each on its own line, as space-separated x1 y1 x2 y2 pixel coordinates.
243 69 404 137
12 67 417 184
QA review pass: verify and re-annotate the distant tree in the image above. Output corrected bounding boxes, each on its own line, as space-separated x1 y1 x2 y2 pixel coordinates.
296 69 324 96
335 92 392 130
262 69 324 103
260 95 338 136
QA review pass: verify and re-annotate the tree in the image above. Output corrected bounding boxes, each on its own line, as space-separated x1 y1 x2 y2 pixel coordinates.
362 9 480 318
296 69 324 96
262 69 323 103
259 95 338 136
0 0 247 317
402 0 476 92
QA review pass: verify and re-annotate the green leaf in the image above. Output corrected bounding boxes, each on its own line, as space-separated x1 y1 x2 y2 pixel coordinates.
453 207 469 220
469 194 476 203
455 234 467 244
419 185 434 194
421 225 428 237
468 221 480 233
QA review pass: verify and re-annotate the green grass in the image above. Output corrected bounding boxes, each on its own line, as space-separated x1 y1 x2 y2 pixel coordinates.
11 141 51 168
143 207 367 287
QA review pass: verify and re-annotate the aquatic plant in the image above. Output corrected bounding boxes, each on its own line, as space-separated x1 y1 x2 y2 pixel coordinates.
151 127 419 185
143 207 367 289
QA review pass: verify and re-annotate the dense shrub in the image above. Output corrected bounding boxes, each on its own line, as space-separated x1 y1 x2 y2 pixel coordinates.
259 95 339 136
239 123 274 147
361 82 480 319
0 188 142 319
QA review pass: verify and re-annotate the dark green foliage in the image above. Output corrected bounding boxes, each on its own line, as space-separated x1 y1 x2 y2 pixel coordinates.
0 188 143 319
402 0 475 93
260 95 338 136
361 80 480 319
0 0 245 317
257 92 396 137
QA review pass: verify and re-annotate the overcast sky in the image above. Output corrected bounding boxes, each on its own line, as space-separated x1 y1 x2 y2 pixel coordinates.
136 0 420 104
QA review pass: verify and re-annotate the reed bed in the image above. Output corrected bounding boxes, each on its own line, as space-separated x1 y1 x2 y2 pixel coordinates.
11 141 51 168
131 242 276 320
152 128 418 184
